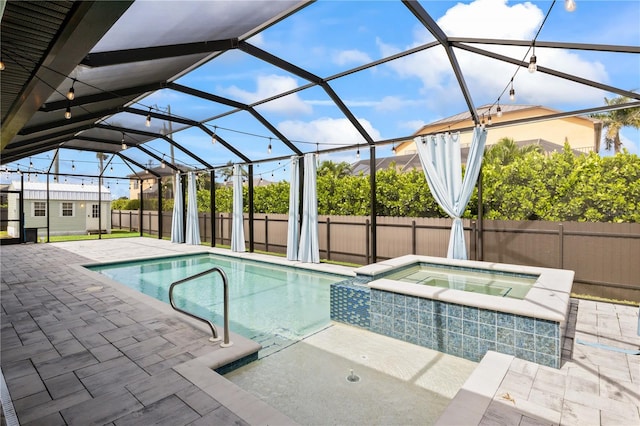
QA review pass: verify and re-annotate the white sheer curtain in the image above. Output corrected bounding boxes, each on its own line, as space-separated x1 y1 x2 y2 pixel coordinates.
298 153 319 263
231 164 245 252
286 156 300 261
414 127 488 259
185 172 201 245
170 173 184 243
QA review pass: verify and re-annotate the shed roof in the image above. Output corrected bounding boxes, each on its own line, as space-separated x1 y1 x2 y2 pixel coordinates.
10 181 111 201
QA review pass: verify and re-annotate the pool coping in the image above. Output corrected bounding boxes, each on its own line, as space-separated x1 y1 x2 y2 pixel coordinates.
356 254 574 324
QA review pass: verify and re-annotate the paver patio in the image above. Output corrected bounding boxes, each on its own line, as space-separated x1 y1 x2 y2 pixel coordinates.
1 238 639 425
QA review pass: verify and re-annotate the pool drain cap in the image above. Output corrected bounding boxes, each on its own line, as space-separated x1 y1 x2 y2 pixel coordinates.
346 369 360 383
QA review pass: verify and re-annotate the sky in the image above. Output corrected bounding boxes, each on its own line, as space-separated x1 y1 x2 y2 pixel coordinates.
3 0 639 198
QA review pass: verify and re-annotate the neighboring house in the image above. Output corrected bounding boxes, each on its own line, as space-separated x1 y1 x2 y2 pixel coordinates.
395 104 601 155
127 165 189 200
7 181 111 238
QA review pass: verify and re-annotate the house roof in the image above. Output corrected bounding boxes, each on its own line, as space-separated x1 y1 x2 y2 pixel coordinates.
10 181 111 201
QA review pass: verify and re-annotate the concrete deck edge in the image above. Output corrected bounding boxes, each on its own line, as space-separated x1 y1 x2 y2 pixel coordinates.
435 351 513 426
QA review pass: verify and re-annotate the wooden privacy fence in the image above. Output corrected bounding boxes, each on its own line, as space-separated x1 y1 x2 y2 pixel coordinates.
112 210 640 302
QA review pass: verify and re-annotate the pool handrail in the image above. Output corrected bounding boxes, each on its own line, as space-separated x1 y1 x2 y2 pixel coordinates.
168 266 232 347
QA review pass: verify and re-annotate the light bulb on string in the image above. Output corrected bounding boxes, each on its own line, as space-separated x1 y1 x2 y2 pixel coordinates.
29 158 33 168
528 45 537 73
565 0 576 12
121 133 127 150
497 104 503 117
356 146 360 159
267 138 272 154
145 108 151 127
488 114 492 125
509 80 515 102
71 160 75 171
212 126 217 144
66 80 75 100
0 60 5 71
391 144 396 154
65 105 72 119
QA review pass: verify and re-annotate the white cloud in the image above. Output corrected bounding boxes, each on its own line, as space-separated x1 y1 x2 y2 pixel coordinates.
277 117 381 148
378 0 609 108
399 120 426 133
333 49 372 66
223 74 312 115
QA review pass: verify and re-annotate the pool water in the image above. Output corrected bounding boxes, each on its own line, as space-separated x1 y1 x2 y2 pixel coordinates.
384 263 537 299
87 253 346 356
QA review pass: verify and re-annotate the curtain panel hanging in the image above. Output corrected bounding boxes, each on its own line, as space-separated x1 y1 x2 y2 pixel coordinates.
185 171 201 245
231 164 246 252
286 156 300 261
297 153 319 263
414 127 488 259
170 173 184 244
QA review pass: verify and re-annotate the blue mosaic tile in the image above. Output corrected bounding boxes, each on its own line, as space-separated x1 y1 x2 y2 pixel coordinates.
496 343 516 356
515 347 536 363
394 304 406 320
447 316 462 331
515 316 535 333
535 335 558 356
515 331 535 351
434 314 446 328
447 331 463 350
478 339 496 354
406 307 420 324
535 353 558 369
379 302 393 317
418 325 433 345
479 323 496 340
393 293 406 306
393 317 406 334
406 296 421 310
380 291 394 304
497 312 515 329
478 309 497 325
370 300 381 313
463 306 479 321
406 333 420 346
463 320 479 337
419 310 433 326
370 290 381 302
447 304 462 318
406 321 419 340
420 298 434 312
433 300 445 315
535 319 558 338
497 327 515 345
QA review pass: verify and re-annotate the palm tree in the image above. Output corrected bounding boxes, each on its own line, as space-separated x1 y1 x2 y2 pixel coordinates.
591 95 640 154
484 137 543 165
317 160 352 178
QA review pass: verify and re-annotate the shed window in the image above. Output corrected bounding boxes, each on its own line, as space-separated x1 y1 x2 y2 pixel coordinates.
92 204 100 218
33 202 46 217
61 202 74 217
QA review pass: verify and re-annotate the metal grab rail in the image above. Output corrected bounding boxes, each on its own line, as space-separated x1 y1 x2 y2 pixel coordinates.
168 267 232 347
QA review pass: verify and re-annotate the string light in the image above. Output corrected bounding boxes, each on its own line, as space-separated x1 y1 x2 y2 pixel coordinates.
121 132 127 150
497 104 502 117
0 60 5 71
528 44 537 73
65 104 72 119
71 160 75 171
565 0 576 12
267 138 272 154
66 79 75 100
391 144 396 154
509 79 515 101
356 146 360 159
212 126 217 144
145 108 151 127
29 158 33 168
487 114 492 125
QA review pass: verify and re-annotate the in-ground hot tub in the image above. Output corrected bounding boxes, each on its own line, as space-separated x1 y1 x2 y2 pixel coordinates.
330 255 574 368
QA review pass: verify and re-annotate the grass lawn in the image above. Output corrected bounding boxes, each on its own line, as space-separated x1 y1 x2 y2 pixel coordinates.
48 230 150 242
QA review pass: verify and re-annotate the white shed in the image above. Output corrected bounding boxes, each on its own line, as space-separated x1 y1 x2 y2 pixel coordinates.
7 181 112 238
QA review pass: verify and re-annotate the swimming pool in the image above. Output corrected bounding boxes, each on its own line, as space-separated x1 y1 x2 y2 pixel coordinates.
383 263 537 299
87 253 347 356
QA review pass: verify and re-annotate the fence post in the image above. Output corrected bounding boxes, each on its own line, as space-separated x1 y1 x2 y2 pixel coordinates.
558 223 564 269
129 211 132 232
365 219 370 265
265 216 269 252
412 220 416 255
326 217 331 261
203 213 207 243
119 210 122 230
471 220 476 261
